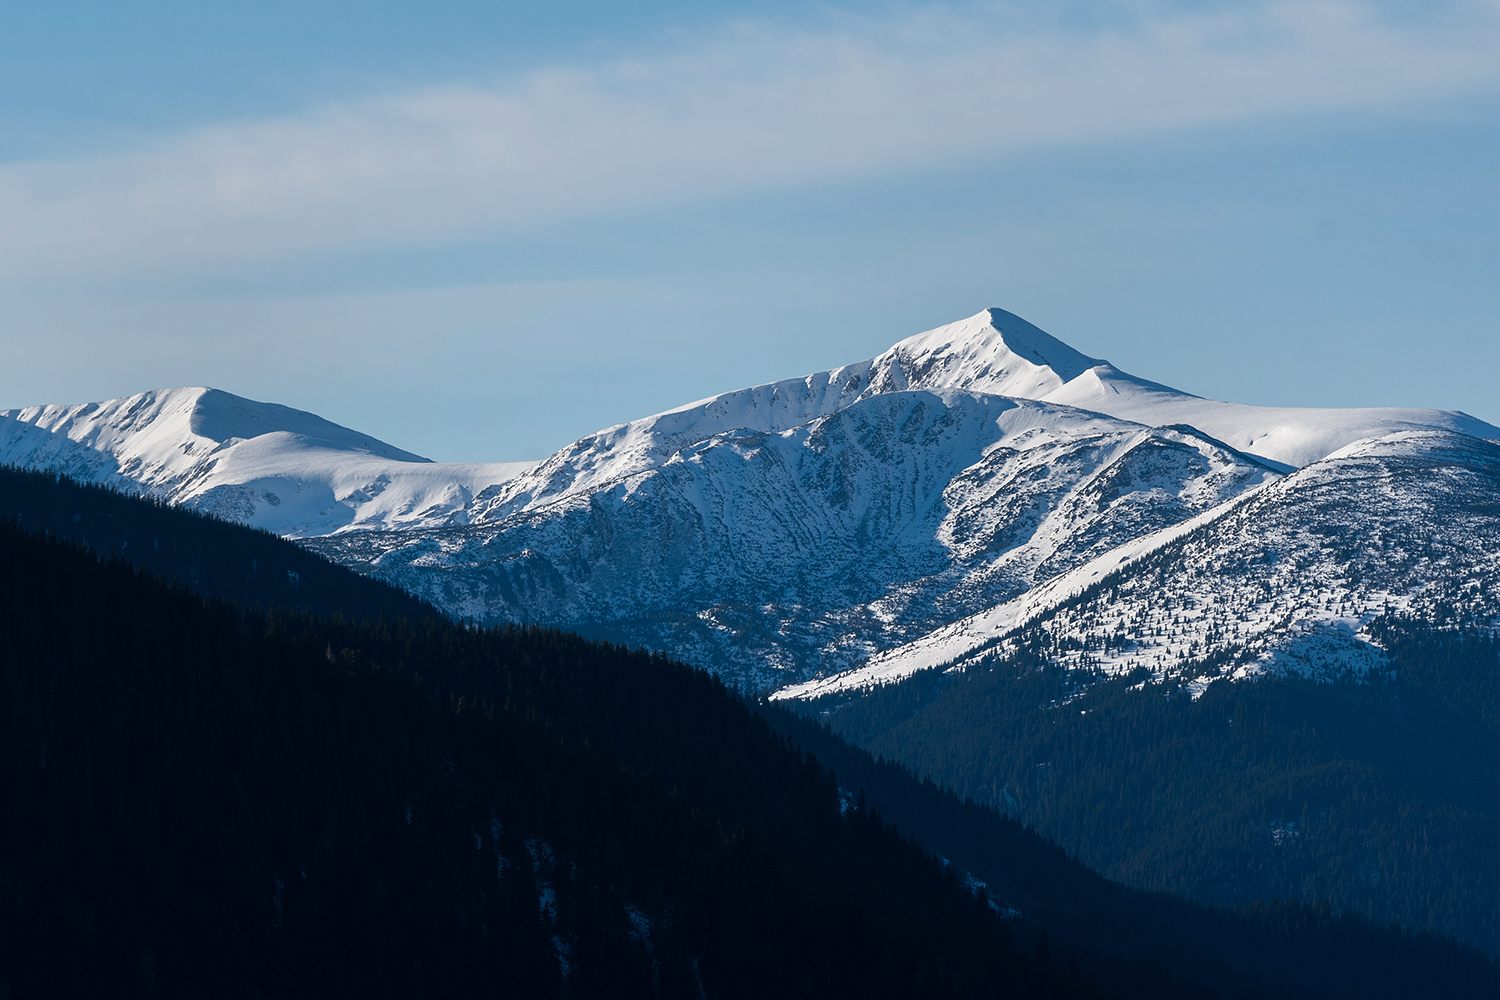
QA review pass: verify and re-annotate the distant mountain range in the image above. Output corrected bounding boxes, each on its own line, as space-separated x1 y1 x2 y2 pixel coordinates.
6 308 1497 692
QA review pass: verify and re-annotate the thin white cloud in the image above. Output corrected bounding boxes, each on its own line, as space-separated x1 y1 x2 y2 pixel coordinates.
3 0 1498 276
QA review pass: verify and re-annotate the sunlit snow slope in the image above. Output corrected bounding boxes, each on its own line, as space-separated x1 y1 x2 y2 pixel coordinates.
0 387 536 536
426 308 1490 527
309 391 1274 686
778 429 1500 701
917 310 1494 470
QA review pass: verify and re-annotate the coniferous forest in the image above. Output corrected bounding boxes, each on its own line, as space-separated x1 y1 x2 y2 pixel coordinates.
0 465 431 621
3 467 1499 998
0 521 1115 999
796 622 1500 955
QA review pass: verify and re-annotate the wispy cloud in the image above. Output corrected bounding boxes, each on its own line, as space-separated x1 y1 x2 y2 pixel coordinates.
4 0 1498 277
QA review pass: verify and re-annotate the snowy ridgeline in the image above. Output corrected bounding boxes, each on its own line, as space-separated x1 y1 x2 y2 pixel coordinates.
4 309 1498 693
0 386 538 537
780 430 1500 701
306 396 1276 689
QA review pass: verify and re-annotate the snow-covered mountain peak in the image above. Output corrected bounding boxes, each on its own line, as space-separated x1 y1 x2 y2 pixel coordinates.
464 309 1123 521
867 308 1104 399
185 388 431 462
463 306 1500 525
1 386 430 471
0 387 537 536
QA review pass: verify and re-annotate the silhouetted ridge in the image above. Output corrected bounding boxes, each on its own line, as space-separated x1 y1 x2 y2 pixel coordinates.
0 463 437 622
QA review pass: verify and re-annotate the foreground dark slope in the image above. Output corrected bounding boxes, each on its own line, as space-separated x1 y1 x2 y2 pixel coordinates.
3 471 1496 997
277 602 1498 999
0 523 1118 1000
0 464 434 622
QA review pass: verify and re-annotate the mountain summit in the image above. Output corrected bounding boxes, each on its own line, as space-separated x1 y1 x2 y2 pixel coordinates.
869 309 1496 469
0 386 429 486
0 387 534 536
865 308 1103 398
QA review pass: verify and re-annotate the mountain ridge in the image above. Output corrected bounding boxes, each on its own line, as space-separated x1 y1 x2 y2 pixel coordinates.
784 426 1500 700
5 307 1497 690
306 389 1277 687
0 386 537 537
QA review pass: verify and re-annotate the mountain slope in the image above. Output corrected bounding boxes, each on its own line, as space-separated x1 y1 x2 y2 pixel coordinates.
0 464 438 623
781 619 1500 957
1043 364 1498 471
307 390 1274 688
795 428 1500 696
0 387 536 536
6 519 1134 1000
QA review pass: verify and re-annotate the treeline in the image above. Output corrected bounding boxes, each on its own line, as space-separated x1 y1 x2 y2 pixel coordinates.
796 625 1500 956
0 463 433 622
0 522 1121 1000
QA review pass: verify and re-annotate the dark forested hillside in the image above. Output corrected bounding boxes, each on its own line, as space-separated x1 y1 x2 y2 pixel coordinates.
793 624 1500 955
262 608 1500 999
0 464 434 622
759 694 1500 998
5 472 1498 998
0 523 1125 1000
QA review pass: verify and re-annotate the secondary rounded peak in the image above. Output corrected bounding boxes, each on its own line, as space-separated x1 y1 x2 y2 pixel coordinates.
185 387 429 462
868 307 1105 401
2 386 431 466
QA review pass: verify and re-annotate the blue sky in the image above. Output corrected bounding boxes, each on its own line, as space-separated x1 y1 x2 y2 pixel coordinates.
2 0 1498 461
